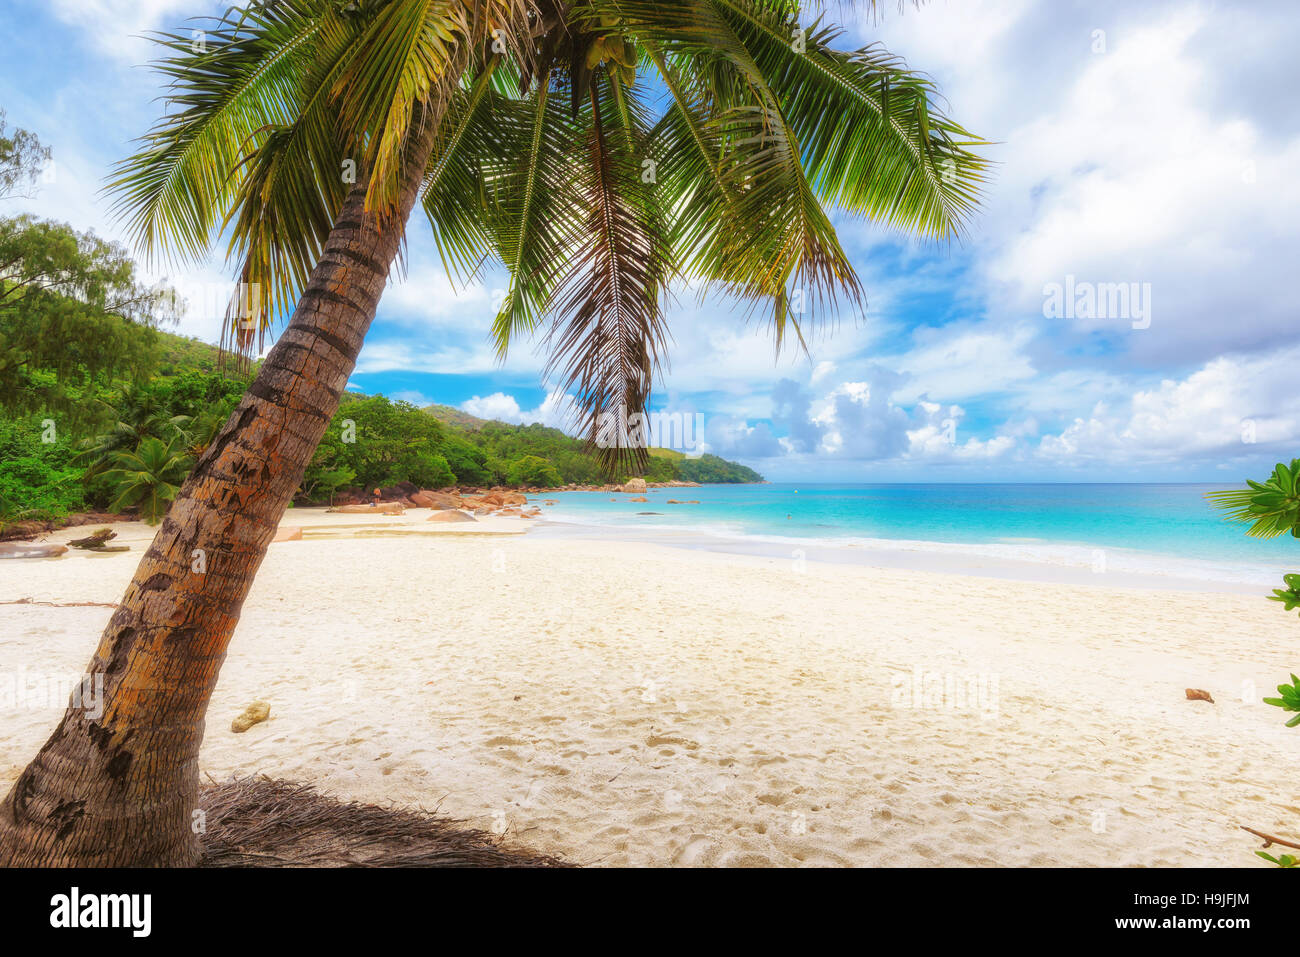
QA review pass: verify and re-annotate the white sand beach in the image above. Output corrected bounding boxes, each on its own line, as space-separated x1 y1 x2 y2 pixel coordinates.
1 509 1295 867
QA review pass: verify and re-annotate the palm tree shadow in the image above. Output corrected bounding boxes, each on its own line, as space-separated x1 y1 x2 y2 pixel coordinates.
199 777 571 868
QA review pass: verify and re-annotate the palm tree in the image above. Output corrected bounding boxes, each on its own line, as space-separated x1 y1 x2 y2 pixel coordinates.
174 405 236 459
73 384 186 476
100 436 194 524
0 0 988 865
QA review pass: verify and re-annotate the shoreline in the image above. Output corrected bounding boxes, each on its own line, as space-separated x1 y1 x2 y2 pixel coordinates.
1 519 1292 867
529 518 1279 595
7 498 1284 593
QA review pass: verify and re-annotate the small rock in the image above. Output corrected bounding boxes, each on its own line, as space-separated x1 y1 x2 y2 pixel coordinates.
411 490 463 509
1185 688 1214 703
231 700 270 733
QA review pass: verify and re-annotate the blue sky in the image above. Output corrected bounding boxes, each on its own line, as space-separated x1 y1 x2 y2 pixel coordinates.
2 0 1297 481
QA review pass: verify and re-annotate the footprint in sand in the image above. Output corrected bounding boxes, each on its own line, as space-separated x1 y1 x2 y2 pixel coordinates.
672 836 715 866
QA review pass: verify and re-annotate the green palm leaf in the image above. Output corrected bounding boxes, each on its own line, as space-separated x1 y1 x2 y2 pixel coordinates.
100 436 193 524
1206 459 1300 539
105 0 337 267
542 74 673 471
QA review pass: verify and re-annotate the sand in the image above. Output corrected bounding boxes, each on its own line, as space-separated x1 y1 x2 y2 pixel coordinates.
1 509 1296 867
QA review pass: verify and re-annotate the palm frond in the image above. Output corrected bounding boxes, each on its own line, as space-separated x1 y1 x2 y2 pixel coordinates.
105 0 335 266
1207 460 1300 539
334 0 470 213
709 1 990 238
487 66 587 355
419 56 508 282
542 75 673 472
611 0 864 346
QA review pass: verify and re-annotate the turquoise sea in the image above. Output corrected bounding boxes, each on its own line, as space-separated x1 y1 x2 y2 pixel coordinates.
535 483 1298 589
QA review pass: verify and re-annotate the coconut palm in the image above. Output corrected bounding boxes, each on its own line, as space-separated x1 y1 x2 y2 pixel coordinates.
174 405 236 459
100 436 194 524
74 385 186 476
0 0 988 865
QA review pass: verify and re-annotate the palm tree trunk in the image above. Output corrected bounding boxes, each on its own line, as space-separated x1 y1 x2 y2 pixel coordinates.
0 108 445 868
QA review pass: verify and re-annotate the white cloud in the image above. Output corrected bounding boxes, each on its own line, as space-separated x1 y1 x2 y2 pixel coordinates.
461 392 524 422
890 324 1038 403
460 389 576 430
906 403 1017 462
50 0 213 61
1037 347 1300 464
381 262 496 328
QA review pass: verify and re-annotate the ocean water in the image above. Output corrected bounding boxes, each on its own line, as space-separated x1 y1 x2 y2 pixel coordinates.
536 483 1299 588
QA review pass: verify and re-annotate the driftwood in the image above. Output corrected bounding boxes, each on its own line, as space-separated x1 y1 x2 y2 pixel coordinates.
327 503 406 515
68 528 128 552
0 542 68 559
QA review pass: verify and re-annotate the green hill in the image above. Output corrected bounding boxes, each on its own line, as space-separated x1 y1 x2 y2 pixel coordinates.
423 403 489 430
1 308 762 530
418 404 762 487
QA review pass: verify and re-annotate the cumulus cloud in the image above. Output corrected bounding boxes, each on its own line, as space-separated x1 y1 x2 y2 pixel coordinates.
710 374 1020 468
985 6 1300 365
867 0 1300 370
705 417 783 458
807 374 913 459
889 324 1039 403
1036 346 1300 465
460 390 576 430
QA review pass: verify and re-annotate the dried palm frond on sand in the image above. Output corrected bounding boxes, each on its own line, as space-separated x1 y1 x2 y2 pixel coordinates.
199 777 570 868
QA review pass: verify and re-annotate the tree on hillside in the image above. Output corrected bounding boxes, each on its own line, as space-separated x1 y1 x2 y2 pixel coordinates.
0 113 176 429
0 418 85 532
309 395 455 489
0 109 51 200
507 453 563 487
0 0 988 865
0 217 178 426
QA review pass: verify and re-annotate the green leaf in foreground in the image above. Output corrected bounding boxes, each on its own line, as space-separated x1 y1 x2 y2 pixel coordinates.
1256 851 1298 867
1206 459 1300 538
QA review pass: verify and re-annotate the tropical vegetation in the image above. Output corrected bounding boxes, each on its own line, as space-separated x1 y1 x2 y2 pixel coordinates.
1208 459 1300 865
0 313 764 533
